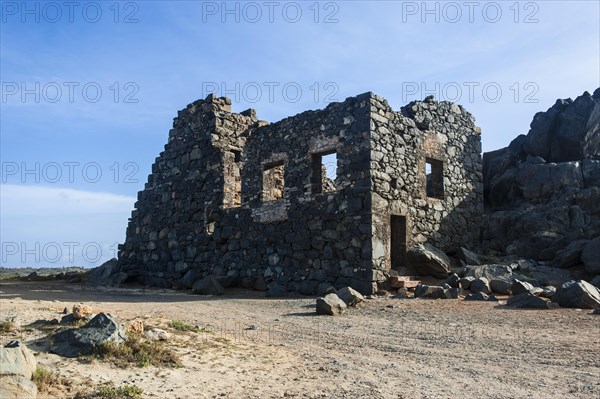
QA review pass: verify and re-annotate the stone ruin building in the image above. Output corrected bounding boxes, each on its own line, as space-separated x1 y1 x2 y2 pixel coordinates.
116 92 483 294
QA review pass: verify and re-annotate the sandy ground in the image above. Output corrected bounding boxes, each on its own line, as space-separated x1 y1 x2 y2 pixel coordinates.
1 280 599 399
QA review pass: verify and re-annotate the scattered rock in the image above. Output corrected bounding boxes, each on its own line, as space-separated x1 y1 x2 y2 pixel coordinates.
192 276 225 295
465 292 490 301
316 282 337 297
511 279 536 295
470 277 491 295
507 293 551 309
466 264 513 294
414 285 444 298
431 288 453 299
336 287 364 307
539 286 557 299
50 313 126 358
126 320 144 334
553 280 600 309
72 304 93 319
445 273 460 289
459 276 475 290
406 244 451 279
144 328 170 341
316 293 347 316
0 341 37 380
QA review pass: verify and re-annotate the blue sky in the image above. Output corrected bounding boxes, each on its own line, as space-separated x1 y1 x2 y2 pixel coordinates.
1 0 599 267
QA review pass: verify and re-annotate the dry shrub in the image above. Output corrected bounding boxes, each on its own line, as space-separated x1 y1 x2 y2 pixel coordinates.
33 367 72 393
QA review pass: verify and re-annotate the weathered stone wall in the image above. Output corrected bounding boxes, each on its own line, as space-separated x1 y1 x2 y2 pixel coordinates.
117 92 483 294
117 95 258 286
118 93 378 293
368 95 483 275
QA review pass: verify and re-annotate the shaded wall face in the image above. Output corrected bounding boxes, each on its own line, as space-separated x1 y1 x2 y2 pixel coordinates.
117 97 257 287
369 96 483 273
119 94 379 294
225 95 376 294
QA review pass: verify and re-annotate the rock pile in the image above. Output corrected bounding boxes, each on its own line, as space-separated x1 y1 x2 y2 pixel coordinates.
316 286 364 315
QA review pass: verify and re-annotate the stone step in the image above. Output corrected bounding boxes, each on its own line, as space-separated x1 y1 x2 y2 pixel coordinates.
389 276 421 289
400 280 421 289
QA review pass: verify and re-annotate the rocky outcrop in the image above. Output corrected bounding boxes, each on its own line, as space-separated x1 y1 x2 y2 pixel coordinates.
0 341 38 399
482 89 600 278
50 313 126 357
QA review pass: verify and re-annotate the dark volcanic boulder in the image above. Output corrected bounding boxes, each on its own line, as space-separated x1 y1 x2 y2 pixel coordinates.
553 280 600 309
50 313 126 358
414 285 451 299
470 277 491 295
406 244 451 279
507 293 551 309
87 258 128 286
466 265 513 294
511 279 536 295
465 292 493 301
192 276 225 295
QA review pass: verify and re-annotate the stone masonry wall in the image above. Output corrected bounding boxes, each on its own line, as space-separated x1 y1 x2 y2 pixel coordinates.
368 95 483 275
118 93 378 294
117 92 482 294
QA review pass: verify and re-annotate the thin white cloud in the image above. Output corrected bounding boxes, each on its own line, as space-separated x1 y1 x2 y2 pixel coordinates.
1 184 135 267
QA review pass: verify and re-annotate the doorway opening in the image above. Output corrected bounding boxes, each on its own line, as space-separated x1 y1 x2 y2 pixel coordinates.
390 215 407 270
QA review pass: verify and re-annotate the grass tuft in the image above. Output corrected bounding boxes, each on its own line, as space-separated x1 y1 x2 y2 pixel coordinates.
75 383 144 399
93 333 181 368
169 320 211 333
168 320 194 331
33 367 71 393
0 320 17 333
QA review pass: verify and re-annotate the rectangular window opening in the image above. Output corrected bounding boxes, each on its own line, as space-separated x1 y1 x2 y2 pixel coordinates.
311 150 337 194
262 161 285 202
425 158 444 199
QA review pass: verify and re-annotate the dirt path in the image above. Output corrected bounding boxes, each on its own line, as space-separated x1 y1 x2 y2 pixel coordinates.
1 280 599 399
